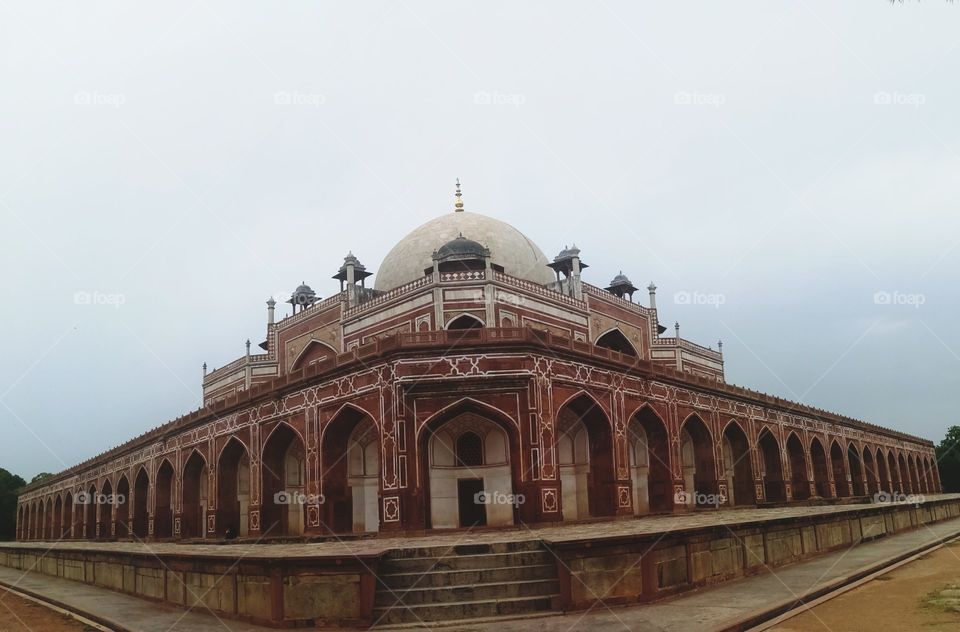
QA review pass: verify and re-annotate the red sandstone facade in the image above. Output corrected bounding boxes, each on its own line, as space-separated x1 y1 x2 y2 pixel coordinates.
16 206 941 542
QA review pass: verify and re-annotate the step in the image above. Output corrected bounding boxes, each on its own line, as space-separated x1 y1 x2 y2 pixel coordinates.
378 563 558 589
372 610 563 630
371 594 559 626
380 550 553 573
375 577 560 606
382 539 543 560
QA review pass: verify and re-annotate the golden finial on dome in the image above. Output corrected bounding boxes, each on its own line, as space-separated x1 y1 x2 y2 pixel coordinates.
454 178 464 212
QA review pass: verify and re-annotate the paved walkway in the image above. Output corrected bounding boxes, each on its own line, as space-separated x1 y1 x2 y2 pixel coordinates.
444 515 960 632
0 564 274 632
8 495 959 559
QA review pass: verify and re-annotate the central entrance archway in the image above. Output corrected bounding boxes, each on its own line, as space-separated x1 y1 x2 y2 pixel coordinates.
261 423 306 536
557 394 616 519
422 405 517 529
321 407 380 533
627 406 672 514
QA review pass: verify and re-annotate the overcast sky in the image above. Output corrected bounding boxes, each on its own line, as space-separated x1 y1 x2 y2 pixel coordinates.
1 2 958 480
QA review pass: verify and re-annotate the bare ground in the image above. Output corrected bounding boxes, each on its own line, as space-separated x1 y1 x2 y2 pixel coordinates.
770 540 960 632
0 589 99 632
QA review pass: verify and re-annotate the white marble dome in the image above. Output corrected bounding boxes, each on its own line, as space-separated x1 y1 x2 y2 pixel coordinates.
374 210 555 291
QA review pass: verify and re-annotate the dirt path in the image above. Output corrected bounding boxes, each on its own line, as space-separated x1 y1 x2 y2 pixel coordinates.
0 589 99 632
770 540 960 632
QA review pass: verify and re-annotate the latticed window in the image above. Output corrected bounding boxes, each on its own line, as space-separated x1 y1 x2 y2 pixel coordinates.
456 432 484 467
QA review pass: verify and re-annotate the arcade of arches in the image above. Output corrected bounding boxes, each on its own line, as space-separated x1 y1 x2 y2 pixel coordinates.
16 398 942 541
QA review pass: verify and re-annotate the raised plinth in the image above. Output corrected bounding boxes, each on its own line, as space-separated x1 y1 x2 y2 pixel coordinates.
4 495 960 628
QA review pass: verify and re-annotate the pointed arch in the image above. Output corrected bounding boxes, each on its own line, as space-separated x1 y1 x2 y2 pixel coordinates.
847 443 866 496
862 446 879 496
216 437 250 538
908 454 921 495
595 328 638 357
321 406 380 533
98 479 113 539
290 339 338 371
154 459 175 538
84 484 97 539
875 448 890 494
786 432 810 500
758 427 785 502
721 420 755 506
628 404 672 514
557 393 616 518
888 451 902 494
445 313 485 330
182 450 208 539
53 495 63 540
261 421 306 536
115 475 130 538
133 466 149 539
810 438 830 498
897 452 911 494
679 414 719 507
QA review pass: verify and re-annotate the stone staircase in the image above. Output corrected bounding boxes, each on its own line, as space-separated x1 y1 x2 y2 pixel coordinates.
371 540 561 627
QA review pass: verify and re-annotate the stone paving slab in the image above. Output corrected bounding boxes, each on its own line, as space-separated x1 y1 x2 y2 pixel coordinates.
438 514 960 632
8 495 959 560
0 564 276 632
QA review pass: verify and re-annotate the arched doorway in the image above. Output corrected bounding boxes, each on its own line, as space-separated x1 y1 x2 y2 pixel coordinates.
922 457 934 493
53 496 63 540
876 448 890 494
446 314 484 330
98 480 113 539
154 460 174 538
182 451 208 539
908 455 921 495
897 454 910 494
321 407 379 534
787 433 809 500
63 492 73 539
261 423 306 537
847 445 866 496
810 439 830 498
17 506 24 541
84 485 96 539
423 411 515 528
862 448 878 496
595 329 637 356
133 468 149 539
216 438 251 538
722 421 755 506
115 476 130 538
888 452 902 494
758 429 785 502
830 441 849 497
557 395 616 519
44 498 52 539
680 415 718 508
627 406 672 514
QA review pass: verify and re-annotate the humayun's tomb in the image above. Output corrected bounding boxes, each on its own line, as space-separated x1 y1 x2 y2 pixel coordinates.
7 184 952 628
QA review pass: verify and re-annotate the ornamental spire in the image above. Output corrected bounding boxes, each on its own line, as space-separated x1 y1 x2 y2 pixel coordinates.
454 178 464 212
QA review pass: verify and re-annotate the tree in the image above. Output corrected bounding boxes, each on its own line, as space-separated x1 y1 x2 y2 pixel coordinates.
0 468 27 540
935 426 960 493
30 472 53 485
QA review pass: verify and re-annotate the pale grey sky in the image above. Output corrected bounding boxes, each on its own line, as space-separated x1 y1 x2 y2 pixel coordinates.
1 1 958 480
